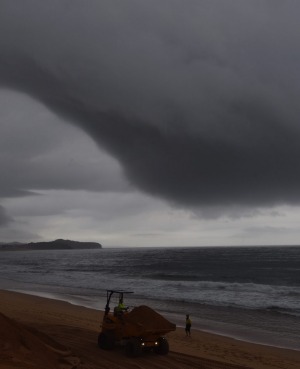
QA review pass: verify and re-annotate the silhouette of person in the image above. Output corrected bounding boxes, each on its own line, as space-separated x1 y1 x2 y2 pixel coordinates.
185 314 191 336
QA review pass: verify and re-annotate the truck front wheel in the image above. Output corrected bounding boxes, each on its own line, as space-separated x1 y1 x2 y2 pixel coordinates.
154 337 169 355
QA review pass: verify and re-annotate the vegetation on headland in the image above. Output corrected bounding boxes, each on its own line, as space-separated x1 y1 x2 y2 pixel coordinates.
0 239 102 251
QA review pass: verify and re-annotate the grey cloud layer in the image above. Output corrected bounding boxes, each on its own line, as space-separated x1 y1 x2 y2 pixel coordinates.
1 1 300 209
0 206 10 226
0 90 130 198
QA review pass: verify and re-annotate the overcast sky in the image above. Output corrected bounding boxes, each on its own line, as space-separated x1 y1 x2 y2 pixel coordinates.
1 1 300 247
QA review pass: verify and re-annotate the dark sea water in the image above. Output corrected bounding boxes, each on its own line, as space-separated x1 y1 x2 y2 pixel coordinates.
0 246 299 350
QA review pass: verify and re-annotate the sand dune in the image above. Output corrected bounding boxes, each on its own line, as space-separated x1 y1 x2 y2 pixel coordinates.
1 290 299 369
0 312 82 369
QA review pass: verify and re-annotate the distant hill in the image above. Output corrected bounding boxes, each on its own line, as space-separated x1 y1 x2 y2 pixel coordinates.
0 239 102 251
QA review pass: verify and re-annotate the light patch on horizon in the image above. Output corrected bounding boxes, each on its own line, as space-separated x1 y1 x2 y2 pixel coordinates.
3 187 300 246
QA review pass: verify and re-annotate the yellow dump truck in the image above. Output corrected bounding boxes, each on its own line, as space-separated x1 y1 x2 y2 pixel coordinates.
98 290 176 357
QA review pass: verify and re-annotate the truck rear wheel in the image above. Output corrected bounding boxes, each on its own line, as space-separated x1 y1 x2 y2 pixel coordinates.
125 338 142 357
98 332 115 350
154 337 169 355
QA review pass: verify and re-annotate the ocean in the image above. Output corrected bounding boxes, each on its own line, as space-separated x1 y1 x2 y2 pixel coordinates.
0 246 299 350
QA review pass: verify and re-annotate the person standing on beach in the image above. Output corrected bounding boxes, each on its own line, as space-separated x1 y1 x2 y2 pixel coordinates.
185 314 192 336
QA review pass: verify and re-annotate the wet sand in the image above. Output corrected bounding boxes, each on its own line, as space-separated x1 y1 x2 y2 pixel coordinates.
1 289 299 369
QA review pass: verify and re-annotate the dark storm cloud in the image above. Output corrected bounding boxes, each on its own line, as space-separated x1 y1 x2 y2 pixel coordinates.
1 1 300 209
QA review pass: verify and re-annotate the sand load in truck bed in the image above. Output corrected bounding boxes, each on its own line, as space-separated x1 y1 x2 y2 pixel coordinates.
124 305 176 334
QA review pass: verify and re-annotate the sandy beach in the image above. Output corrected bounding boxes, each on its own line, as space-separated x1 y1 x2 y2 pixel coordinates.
0 289 299 369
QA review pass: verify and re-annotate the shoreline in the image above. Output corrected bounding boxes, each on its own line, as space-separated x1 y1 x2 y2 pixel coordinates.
1 289 300 369
7 287 300 352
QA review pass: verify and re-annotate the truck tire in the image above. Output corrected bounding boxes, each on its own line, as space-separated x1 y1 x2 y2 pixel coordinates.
125 338 142 357
154 337 169 355
98 332 115 350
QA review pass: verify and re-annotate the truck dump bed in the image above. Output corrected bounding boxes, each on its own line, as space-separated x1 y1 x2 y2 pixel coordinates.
122 305 176 337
